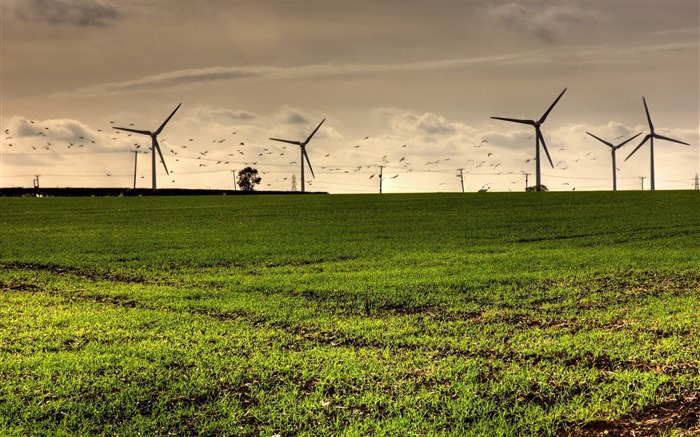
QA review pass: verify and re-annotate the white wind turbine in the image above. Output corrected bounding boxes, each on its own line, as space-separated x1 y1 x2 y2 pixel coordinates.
269 119 325 193
113 104 181 191
491 88 567 191
624 97 689 191
586 131 642 191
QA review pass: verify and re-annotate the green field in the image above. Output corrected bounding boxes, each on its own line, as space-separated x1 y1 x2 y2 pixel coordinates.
1 192 699 436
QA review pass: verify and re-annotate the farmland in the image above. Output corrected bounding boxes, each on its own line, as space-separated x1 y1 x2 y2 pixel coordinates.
1 191 699 436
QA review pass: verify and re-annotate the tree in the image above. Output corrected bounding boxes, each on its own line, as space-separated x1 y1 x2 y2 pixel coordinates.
526 184 549 192
237 167 262 191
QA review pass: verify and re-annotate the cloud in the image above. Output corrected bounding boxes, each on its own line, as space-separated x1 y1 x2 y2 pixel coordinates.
11 0 121 27
648 27 700 38
484 1 602 43
281 109 311 126
185 106 259 126
391 113 457 137
68 66 268 95
58 38 698 98
3 109 696 192
64 53 540 96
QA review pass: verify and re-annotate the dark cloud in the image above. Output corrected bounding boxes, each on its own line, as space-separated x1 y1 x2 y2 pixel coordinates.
391 112 460 137
188 107 259 125
13 0 121 27
484 1 601 43
283 111 310 125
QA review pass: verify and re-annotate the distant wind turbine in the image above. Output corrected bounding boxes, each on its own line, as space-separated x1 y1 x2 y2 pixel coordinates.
113 103 181 191
269 119 325 193
491 88 567 191
624 97 689 191
586 131 642 191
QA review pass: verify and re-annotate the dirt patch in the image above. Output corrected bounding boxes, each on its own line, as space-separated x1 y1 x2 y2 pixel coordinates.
560 391 700 436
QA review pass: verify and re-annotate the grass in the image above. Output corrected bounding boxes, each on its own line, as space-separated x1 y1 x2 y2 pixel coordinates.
1 191 699 436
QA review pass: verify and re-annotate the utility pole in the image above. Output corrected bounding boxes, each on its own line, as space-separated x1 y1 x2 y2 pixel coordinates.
523 172 531 191
231 170 237 191
695 174 699 190
457 168 465 193
291 174 297 192
33 175 40 189
132 150 139 189
639 176 646 191
379 165 384 194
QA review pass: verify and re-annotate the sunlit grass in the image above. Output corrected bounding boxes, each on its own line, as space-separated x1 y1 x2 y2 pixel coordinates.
1 191 699 435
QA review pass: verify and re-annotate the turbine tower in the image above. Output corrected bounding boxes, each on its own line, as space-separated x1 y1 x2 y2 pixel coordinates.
586 131 642 191
625 97 689 191
491 88 567 191
113 103 182 191
269 118 325 193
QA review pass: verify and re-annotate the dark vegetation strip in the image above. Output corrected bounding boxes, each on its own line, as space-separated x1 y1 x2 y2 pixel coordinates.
516 223 700 244
0 260 151 285
559 391 700 436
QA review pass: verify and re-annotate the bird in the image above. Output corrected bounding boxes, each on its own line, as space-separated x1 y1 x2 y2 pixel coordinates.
369 174 375 179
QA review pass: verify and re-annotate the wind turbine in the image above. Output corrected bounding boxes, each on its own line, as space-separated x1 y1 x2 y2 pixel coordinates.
586 131 642 191
491 88 567 191
624 97 689 191
269 118 325 193
113 103 181 191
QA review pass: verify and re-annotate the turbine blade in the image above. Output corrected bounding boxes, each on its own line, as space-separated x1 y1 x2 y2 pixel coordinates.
538 88 567 124
113 127 151 136
490 116 536 126
586 131 613 148
303 118 326 145
624 135 650 161
642 97 654 132
269 138 302 146
653 133 690 146
303 147 315 178
154 103 182 136
614 132 643 150
537 129 554 168
153 139 169 175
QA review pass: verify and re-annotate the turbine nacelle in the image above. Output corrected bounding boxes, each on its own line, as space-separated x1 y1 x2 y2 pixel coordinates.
587 131 642 151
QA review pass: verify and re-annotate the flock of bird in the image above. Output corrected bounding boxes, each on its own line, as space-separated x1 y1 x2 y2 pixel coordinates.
2 90 691 192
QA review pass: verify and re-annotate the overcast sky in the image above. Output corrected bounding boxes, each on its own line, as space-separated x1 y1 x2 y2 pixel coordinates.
2 0 698 193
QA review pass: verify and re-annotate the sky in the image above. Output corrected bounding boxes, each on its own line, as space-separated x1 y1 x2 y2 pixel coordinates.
1 0 698 193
